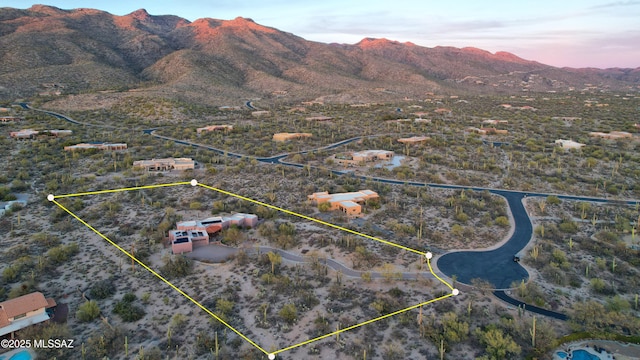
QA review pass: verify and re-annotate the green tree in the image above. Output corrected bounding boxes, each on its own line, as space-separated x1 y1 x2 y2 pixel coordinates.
476 327 521 360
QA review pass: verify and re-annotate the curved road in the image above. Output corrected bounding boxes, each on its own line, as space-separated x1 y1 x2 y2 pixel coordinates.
25 104 640 316
437 191 531 289
188 244 436 280
493 290 568 321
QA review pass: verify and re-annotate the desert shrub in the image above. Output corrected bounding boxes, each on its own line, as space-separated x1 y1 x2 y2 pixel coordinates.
90 279 116 300
160 255 193 278
76 300 101 322
113 293 145 322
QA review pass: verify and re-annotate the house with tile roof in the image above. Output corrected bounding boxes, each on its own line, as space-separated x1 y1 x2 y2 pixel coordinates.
0 292 56 338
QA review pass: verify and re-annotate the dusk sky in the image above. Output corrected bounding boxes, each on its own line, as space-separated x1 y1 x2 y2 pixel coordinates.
4 1 640 68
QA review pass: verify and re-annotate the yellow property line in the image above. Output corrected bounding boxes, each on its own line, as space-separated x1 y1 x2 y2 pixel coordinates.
53 180 457 358
429 257 454 291
50 198 270 356
53 181 192 198
197 183 427 256
272 293 453 355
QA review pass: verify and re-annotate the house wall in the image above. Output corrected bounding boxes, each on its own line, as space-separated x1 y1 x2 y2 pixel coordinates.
9 307 45 322
172 241 192 254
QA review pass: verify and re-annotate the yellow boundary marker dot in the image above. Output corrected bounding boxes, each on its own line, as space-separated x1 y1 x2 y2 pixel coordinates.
49 180 457 358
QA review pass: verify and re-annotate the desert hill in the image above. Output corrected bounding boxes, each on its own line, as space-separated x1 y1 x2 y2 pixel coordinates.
0 5 638 103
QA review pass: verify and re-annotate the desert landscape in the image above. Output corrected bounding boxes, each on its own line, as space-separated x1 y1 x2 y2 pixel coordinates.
1 3 640 360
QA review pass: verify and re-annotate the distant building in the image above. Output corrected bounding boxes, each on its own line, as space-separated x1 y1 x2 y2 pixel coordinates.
0 292 56 338
308 190 379 217
251 110 271 117
133 158 195 171
64 143 127 151
482 119 508 125
197 125 233 134
589 131 633 140
9 129 39 139
398 136 430 144
272 133 312 141
334 150 394 166
434 108 452 115
555 139 585 150
10 129 72 139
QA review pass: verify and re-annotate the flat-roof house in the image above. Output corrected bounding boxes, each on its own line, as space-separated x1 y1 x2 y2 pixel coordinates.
0 292 56 338
169 228 209 254
335 150 394 166
10 129 72 140
482 119 508 125
64 143 127 151
272 133 312 142
398 136 430 144
308 190 379 217
133 158 195 171
9 129 39 139
252 110 271 117
589 131 633 140
171 213 259 253
555 139 585 150
197 125 233 134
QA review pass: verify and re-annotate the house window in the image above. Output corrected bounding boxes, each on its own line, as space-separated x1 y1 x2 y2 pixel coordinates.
14 313 26 320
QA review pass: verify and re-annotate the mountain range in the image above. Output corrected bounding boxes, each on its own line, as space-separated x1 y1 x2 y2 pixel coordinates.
1 5 639 103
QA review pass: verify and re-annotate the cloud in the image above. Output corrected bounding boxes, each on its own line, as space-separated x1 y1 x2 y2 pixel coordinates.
589 0 640 9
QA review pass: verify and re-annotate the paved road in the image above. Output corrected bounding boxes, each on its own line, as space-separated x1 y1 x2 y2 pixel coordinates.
186 244 436 280
493 290 568 321
437 191 531 289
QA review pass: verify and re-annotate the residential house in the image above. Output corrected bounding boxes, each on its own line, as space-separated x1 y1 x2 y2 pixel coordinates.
0 292 56 338
434 108 452 115
171 213 258 254
482 119 508 125
251 110 271 117
10 129 72 139
555 139 585 150
197 125 233 134
589 131 633 140
308 190 379 217
272 133 312 141
398 136 430 144
334 150 394 166
64 143 127 151
9 129 39 139
169 228 209 254
133 158 195 171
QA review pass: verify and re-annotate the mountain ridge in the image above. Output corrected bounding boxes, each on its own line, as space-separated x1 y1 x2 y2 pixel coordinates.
0 5 638 103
